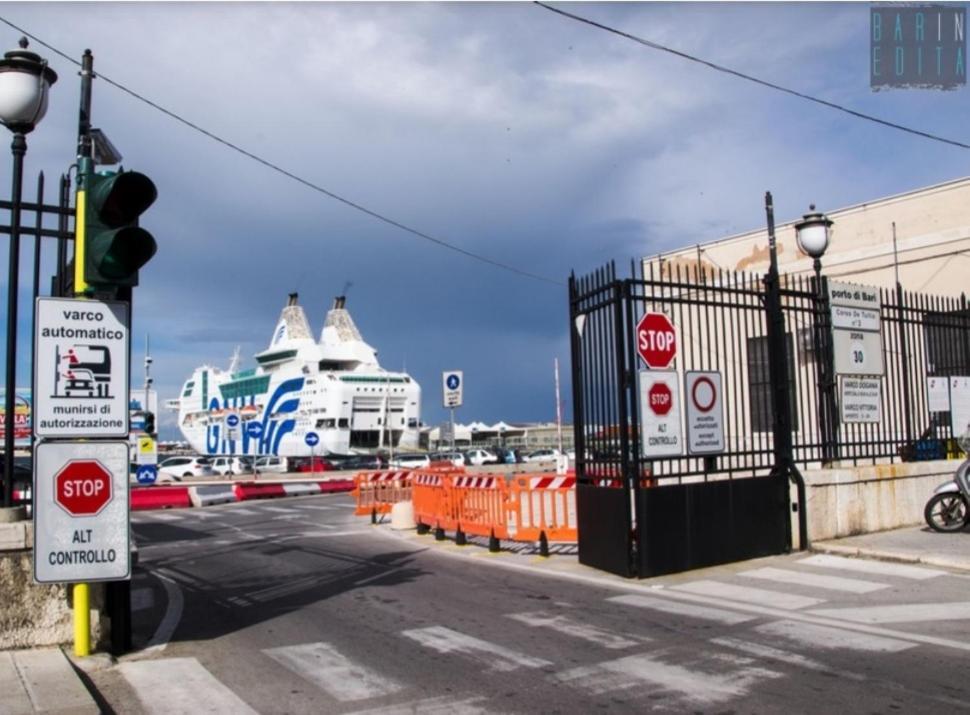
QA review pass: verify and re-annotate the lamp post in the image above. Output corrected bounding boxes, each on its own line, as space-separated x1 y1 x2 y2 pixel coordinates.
794 204 836 463
0 38 56 509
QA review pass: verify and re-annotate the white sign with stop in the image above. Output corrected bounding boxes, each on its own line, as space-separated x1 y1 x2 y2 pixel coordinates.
33 440 130 584
638 370 683 457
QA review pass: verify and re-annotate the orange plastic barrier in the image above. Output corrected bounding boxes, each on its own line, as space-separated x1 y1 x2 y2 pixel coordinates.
449 475 509 540
353 471 413 516
507 475 577 542
411 471 456 532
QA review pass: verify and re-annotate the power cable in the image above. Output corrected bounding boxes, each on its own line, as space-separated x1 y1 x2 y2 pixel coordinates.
0 16 566 287
535 2 970 151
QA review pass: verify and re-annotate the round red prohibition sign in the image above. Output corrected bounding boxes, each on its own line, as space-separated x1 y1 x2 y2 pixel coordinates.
648 381 673 416
54 460 112 516
691 376 717 413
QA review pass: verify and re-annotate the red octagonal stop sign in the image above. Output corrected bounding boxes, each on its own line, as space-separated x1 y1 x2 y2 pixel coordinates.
54 460 113 516
648 381 673 416
637 312 677 368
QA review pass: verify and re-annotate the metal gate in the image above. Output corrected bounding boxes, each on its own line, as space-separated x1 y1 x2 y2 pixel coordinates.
569 261 804 577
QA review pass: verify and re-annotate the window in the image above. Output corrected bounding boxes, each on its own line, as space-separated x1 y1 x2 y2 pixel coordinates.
747 334 798 432
924 308 970 376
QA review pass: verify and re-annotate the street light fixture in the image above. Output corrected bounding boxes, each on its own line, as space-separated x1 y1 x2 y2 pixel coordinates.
794 204 833 267
0 38 57 510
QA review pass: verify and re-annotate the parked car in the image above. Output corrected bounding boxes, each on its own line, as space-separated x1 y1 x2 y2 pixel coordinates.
497 448 523 464
464 448 499 466
158 456 214 479
342 454 388 470
254 456 288 473
210 456 253 476
389 453 431 469
429 451 465 467
290 456 336 473
522 448 562 463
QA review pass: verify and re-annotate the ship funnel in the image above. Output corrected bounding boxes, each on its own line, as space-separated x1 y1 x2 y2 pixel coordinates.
333 296 346 310
288 293 299 306
318 295 379 367
266 293 314 349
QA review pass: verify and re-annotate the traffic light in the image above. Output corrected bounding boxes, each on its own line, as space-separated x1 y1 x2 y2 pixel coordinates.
143 411 155 435
79 169 157 297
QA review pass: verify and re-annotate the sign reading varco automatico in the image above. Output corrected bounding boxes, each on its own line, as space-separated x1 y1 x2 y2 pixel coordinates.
34 441 130 583
33 297 130 438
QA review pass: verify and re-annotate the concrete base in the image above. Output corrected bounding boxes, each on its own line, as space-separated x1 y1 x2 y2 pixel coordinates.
0 506 26 523
390 500 416 530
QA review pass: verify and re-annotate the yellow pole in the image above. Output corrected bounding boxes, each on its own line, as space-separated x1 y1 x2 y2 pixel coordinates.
73 583 90 656
73 188 88 294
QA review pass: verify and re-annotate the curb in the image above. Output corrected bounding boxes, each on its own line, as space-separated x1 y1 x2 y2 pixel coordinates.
810 542 970 573
131 479 354 511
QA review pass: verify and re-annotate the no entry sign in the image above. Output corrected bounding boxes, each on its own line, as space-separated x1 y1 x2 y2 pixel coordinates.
685 371 725 455
636 312 677 369
34 441 130 583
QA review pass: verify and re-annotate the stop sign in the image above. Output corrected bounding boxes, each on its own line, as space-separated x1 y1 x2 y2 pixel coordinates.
637 312 677 368
54 460 113 516
648 381 673 416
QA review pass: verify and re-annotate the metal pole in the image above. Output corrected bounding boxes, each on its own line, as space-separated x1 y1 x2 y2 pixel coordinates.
3 132 26 509
450 407 455 451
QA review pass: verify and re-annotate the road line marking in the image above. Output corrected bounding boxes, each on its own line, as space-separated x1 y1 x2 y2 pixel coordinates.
401 626 552 671
607 594 755 625
806 602 970 624
798 554 946 580
345 695 491 714
145 512 181 521
506 611 643 649
671 580 824 610
118 657 258 714
709 636 857 677
264 642 403 702
756 620 915 652
739 567 887 593
553 652 782 704
141 568 184 655
261 506 301 514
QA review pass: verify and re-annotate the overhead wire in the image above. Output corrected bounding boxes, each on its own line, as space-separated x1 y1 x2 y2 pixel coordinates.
535 2 970 151
0 16 566 287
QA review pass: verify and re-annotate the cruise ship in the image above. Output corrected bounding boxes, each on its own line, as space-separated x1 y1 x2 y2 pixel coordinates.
169 294 422 457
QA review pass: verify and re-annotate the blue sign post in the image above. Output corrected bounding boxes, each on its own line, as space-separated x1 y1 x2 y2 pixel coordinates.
305 431 320 472
135 464 157 485
246 421 263 477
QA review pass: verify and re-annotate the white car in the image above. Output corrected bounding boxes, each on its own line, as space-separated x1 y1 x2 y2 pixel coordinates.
389 454 431 469
158 456 215 479
464 448 499 466
211 456 253 476
522 449 562 463
254 456 289 473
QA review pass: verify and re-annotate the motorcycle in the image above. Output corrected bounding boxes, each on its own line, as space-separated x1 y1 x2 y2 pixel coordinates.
925 436 970 532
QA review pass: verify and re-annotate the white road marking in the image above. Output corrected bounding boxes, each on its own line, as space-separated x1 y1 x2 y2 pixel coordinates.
141 568 184 655
709 636 847 676
506 611 643 649
118 657 258 714
189 510 219 519
607 594 755 625
145 511 181 521
740 567 887 594
228 507 256 516
798 554 945 580
401 626 552 671
756 620 915 652
298 504 337 511
807 602 970 624
131 587 154 612
346 695 492 714
261 506 301 514
554 652 782 704
672 579 823 610
263 642 403 702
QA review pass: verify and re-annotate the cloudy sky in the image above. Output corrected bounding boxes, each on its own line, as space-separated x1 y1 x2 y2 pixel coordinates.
1 2 967 440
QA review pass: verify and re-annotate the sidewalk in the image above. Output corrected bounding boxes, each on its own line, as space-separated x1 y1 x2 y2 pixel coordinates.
813 524 970 572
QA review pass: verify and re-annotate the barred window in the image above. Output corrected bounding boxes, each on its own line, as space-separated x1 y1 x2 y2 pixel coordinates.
747 334 798 433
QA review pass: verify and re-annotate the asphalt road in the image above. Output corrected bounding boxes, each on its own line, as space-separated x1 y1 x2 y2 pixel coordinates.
87 493 970 713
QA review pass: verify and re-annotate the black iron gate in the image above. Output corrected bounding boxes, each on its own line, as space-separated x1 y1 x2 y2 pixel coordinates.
569 261 803 577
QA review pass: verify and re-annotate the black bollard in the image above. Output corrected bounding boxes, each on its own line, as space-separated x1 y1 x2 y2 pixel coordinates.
371 507 377 524
456 526 466 546
538 531 549 557
416 521 429 535
489 529 500 553
435 526 445 541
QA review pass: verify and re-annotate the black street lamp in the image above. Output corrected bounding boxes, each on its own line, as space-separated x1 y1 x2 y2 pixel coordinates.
0 38 56 509
795 204 836 463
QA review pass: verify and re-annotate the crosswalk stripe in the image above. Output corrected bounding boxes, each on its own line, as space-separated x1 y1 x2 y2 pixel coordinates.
806 602 970 624
118 657 258 714
756 620 915 652
264 642 403 702
345 695 491 714
798 554 946 580
607 594 755 625
506 611 643 649
671 579 824 610
298 504 336 510
261 506 300 514
401 626 552 671
145 512 181 521
709 636 841 675
739 567 887 594
554 652 783 704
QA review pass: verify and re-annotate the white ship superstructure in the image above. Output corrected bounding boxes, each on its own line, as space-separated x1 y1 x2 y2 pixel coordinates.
170 294 421 456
